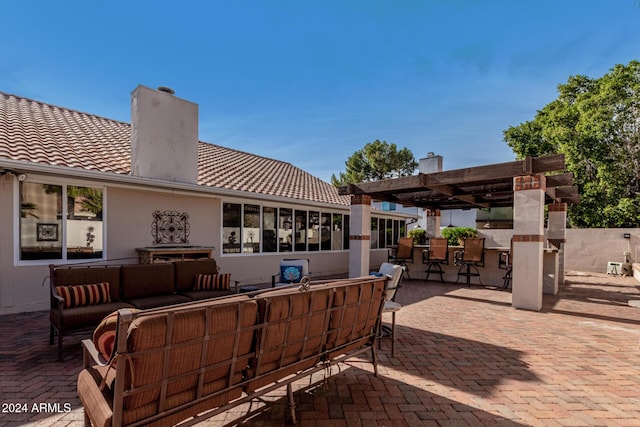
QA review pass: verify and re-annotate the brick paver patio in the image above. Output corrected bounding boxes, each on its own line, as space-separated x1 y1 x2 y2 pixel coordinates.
1 271 639 426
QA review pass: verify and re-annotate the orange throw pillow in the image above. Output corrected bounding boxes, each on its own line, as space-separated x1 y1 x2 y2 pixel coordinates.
55 282 111 308
194 273 231 291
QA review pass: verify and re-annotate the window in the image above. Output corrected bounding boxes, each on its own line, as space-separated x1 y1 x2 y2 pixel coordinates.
278 208 292 252
294 210 307 251
393 220 400 245
243 204 260 253
343 214 350 250
378 218 386 249
370 217 379 249
308 211 320 251
19 182 104 261
332 214 343 250
222 203 241 254
262 207 277 252
320 213 331 251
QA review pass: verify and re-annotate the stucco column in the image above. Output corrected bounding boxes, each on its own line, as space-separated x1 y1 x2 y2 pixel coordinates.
512 174 546 311
548 203 567 286
425 209 441 238
349 195 371 278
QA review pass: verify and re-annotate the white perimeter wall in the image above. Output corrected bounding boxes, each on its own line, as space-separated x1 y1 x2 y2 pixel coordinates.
564 228 639 274
482 228 640 275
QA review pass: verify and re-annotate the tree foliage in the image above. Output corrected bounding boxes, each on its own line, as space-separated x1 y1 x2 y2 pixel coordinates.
331 140 418 186
503 60 640 227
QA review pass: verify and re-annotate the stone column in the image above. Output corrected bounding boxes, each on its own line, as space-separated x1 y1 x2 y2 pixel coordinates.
425 209 441 238
547 203 567 286
512 175 546 311
349 195 371 278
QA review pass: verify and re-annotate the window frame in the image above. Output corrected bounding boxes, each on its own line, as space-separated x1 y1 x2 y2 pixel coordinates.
15 178 106 266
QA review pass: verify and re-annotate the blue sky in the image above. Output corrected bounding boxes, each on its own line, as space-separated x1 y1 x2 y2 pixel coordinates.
2 1 639 182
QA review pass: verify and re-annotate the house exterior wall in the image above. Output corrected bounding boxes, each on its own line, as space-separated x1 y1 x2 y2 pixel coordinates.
0 175 59 314
106 187 219 262
0 178 398 315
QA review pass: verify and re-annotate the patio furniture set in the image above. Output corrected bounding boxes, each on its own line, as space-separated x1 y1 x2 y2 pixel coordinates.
48 257 404 426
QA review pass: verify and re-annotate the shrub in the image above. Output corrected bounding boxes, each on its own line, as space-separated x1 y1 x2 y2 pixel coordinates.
408 228 427 245
441 227 478 246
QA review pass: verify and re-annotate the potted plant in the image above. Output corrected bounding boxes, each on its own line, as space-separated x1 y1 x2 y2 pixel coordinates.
408 228 427 245
441 226 478 246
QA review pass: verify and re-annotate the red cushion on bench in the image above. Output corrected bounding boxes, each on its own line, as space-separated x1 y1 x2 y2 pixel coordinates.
93 309 140 361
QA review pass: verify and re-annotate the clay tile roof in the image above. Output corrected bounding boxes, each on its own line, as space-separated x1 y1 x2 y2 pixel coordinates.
0 91 349 206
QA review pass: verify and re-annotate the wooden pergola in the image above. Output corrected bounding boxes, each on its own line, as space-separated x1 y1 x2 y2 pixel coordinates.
338 154 579 210
338 154 579 312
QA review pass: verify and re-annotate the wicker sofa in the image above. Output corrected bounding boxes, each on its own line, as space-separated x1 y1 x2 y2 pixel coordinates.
77 276 387 427
49 259 236 361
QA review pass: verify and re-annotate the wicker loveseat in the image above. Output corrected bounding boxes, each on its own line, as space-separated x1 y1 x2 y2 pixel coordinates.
50 259 236 361
77 276 386 427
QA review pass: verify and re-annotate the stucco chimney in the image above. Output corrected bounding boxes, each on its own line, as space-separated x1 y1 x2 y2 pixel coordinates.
418 152 443 174
130 85 199 184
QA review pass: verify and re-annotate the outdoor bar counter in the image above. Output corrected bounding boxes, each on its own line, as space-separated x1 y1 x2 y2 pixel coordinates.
400 244 559 294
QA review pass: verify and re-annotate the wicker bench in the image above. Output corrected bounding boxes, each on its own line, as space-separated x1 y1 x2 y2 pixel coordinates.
77 276 386 426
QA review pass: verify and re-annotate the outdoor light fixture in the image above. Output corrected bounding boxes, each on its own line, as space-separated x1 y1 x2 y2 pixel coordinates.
0 169 27 181
483 208 492 229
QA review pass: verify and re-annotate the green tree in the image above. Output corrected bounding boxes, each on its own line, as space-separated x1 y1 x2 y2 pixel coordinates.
331 140 418 186
503 60 640 227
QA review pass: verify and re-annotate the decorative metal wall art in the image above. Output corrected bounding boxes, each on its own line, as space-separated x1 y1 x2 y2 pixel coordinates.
151 211 190 245
37 223 59 241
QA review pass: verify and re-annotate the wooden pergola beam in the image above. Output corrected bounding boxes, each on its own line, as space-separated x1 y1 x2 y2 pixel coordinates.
339 154 566 196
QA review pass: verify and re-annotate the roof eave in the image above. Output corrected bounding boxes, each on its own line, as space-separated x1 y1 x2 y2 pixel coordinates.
0 159 351 209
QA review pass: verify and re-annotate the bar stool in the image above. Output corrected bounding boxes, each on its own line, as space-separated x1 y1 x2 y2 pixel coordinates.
388 237 414 279
454 238 485 286
498 239 513 289
423 237 449 283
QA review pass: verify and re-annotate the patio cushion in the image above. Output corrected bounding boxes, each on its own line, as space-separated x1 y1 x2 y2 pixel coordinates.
125 294 191 310
56 282 111 308
194 273 231 291
50 301 135 331
246 286 332 392
93 309 140 361
180 289 234 301
121 263 175 300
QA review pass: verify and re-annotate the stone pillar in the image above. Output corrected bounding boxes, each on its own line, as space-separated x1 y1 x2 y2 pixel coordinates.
425 209 441 238
349 195 371 278
512 175 546 311
547 203 567 286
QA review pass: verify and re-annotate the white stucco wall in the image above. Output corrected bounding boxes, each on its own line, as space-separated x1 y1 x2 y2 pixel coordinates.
564 228 638 274
483 227 640 276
